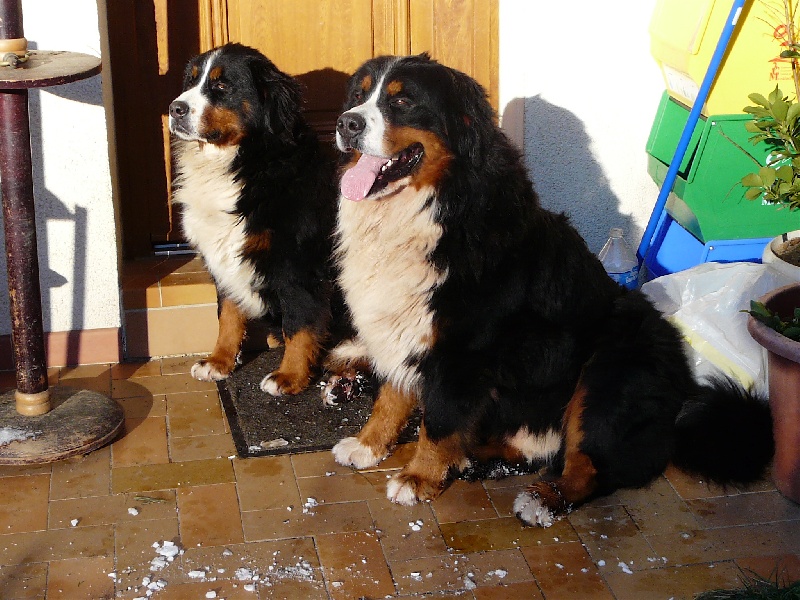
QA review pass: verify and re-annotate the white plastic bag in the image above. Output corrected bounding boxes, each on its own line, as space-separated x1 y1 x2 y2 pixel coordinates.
641 262 795 394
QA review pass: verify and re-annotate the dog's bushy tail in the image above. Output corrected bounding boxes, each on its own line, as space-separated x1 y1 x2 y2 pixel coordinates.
672 376 773 484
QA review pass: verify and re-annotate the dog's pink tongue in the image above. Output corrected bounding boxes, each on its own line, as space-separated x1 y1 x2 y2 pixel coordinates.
341 154 387 201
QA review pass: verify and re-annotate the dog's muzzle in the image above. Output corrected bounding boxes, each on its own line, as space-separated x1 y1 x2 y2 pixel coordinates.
336 111 366 151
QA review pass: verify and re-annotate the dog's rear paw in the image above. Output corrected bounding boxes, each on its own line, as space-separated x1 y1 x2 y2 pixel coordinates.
259 371 308 396
332 437 383 469
386 472 444 506
191 359 232 381
513 490 556 528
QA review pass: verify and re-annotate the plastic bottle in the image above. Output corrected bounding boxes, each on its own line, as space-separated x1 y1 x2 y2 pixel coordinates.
598 228 640 290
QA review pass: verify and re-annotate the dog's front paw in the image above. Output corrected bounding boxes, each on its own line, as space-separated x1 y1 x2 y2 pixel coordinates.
259 370 309 396
332 437 384 469
386 471 445 506
513 490 556 527
191 358 233 381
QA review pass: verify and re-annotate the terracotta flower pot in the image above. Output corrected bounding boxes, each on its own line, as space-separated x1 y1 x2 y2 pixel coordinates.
747 282 800 503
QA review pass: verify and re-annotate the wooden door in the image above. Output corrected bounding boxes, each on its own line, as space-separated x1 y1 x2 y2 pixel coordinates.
107 0 497 258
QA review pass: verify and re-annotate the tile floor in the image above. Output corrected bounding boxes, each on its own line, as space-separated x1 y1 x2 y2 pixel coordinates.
0 358 799 599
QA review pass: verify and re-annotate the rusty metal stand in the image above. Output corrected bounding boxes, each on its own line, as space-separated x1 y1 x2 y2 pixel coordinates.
0 0 123 464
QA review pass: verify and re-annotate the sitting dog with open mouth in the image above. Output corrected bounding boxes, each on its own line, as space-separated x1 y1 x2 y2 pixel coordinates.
168 43 336 396
327 53 774 527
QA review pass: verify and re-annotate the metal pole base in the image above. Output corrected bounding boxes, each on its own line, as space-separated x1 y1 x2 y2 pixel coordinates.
0 386 123 464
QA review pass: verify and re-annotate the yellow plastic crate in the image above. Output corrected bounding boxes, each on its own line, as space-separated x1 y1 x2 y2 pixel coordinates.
650 0 798 115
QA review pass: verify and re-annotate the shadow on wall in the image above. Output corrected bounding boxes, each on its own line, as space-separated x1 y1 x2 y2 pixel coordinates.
510 95 638 255
0 40 103 366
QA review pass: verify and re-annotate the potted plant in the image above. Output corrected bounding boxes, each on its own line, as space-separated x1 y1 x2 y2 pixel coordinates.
746 287 800 503
737 0 800 503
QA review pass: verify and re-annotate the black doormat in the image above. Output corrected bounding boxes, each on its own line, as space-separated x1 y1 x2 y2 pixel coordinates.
218 349 544 480
218 349 419 458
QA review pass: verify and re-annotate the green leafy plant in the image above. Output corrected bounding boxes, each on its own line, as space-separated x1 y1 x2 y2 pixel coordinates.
740 0 800 211
740 87 800 210
744 300 800 341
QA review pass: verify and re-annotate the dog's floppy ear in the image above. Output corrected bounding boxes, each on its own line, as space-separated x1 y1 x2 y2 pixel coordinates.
249 57 303 141
446 69 496 166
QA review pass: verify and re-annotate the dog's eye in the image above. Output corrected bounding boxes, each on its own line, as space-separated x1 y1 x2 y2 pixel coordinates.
212 81 229 92
353 91 364 103
390 97 412 108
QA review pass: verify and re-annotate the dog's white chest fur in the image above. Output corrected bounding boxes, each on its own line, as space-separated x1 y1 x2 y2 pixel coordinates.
335 187 445 391
172 141 265 318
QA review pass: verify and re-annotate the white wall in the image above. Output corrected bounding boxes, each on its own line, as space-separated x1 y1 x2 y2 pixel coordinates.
0 0 120 335
499 0 664 254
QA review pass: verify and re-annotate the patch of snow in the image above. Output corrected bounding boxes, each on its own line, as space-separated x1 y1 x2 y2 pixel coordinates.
618 561 633 575
0 427 41 446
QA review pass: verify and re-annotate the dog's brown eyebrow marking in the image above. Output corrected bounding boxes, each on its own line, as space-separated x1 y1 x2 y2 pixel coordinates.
360 75 372 92
387 80 403 96
191 65 199 78
209 66 223 80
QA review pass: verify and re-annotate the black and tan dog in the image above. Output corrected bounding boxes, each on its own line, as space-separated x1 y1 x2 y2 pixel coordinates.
328 53 774 526
168 43 336 396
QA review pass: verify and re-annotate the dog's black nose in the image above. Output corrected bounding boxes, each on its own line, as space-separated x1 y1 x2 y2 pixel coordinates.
337 112 366 139
169 100 189 119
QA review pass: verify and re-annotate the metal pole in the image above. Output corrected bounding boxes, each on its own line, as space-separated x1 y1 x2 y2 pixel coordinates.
0 0 50 415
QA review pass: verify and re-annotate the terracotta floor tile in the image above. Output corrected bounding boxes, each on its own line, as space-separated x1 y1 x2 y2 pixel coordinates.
686 490 800 529
367 497 449 562
604 561 743 600
160 355 200 376
0 474 50 534
111 360 162 380
48 490 176 529
648 520 800 566
242 500 374 542
291 449 351 478
735 553 800 586
169 432 236 462
614 476 701 536
664 463 742 500
112 372 216 399
482 472 543 489
0 561 48 598
186 537 329 599
472 580 545 599
0 463 52 479
111 417 169 467
57 364 111 380
181 536 324 597
485 483 527 517
0 525 114 565
316 530 395 600
234 455 301 512
569 504 662 573
113 516 182 594
522 540 615 599
166 390 226 438
440 515 578 553
160 273 217 307
431 479 496 523
111 457 235 494
296 471 385 504
391 548 532 596
177 483 244 547
50 447 111 500
116 394 167 419
46 555 115 599
144 580 257 599
57 375 112 396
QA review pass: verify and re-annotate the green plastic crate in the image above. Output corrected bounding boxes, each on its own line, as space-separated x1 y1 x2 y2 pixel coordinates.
645 92 800 242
